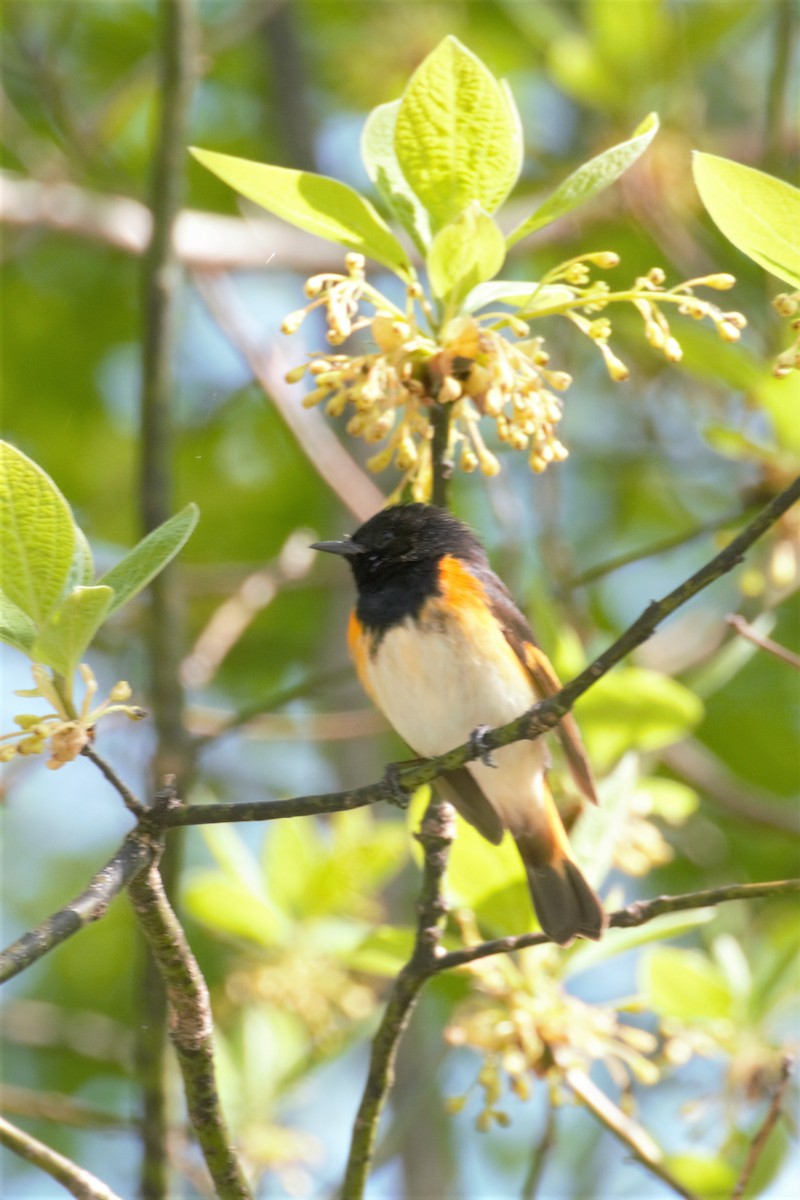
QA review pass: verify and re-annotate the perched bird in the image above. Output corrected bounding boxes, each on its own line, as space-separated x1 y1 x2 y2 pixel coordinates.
313 503 606 945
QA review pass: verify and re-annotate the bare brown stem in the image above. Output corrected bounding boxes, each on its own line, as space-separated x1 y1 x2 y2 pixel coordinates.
564 1067 698 1200
0 1113 123 1200
732 1055 794 1199
726 613 800 671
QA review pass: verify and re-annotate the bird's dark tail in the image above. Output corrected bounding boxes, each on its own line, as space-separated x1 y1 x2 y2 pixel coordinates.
514 785 606 945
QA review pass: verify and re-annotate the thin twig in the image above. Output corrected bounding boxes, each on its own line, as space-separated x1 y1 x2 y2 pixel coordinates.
726 613 800 671
732 1055 794 1199
341 797 455 1200
81 745 147 817
564 1067 698 1200
521 1102 557 1198
434 879 800 972
0 830 157 984
128 865 254 1200
562 506 756 590
0 1113 123 1200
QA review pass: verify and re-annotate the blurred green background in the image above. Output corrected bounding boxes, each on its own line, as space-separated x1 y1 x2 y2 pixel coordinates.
1 2 798 1197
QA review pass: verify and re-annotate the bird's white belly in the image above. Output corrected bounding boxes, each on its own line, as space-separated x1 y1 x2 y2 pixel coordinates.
362 614 547 829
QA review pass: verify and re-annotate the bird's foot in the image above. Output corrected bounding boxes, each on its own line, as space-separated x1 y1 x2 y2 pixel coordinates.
469 725 497 768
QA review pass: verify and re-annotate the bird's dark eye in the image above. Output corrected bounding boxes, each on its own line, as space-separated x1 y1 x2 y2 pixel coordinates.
379 530 395 547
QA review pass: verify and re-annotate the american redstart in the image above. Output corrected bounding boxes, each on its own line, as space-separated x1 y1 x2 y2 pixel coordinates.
313 503 606 945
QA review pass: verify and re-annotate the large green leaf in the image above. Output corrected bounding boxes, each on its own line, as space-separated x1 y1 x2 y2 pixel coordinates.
394 36 523 232
641 946 733 1021
184 872 285 947
0 589 37 655
574 666 704 769
0 441 76 624
97 503 199 615
32 585 114 676
361 100 430 253
191 148 412 279
426 205 506 308
693 153 800 288
507 112 660 247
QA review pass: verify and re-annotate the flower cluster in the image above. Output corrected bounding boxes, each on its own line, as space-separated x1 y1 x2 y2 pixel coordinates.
0 664 144 770
443 943 659 1130
282 253 746 502
772 290 800 377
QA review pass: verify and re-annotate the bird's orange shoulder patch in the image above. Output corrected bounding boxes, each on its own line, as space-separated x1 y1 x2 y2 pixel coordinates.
347 609 377 701
436 554 491 616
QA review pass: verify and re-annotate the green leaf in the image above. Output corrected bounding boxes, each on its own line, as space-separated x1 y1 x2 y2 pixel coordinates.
574 666 704 770
664 1154 738 1199
0 441 76 624
64 525 95 592
184 872 285 947
637 777 699 825
32 585 114 676
426 205 506 308
507 112 660 247
346 926 417 977
263 817 325 918
641 946 733 1021
394 36 523 232
693 153 800 288
0 589 37 654
190 148 412 279
97 503 199 615
361 100 430 252
463 281 576 315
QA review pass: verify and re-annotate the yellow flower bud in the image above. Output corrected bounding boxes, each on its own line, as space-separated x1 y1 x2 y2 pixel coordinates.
664 336 683 362
773 292 799 317
109 681 132 703
280 311 306 335
445 1096 467 1115
697 273 736 290
284 363 308 384
13 714 42 730
18 735 46 756
345 252 365 275
301 387 330 409
647 267 666 286
479 449 501 477
367 445 396 473
0 745 18 763
590 251 621 269
475 1111 492 1133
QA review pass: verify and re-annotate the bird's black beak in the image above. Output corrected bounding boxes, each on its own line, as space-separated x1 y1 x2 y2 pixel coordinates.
311 538 365 557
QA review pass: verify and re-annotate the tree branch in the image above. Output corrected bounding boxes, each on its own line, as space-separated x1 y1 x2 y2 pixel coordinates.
128 865 253 1200
0 830 157 984
0 1113 123 1200
434 879 800 973
564 1067 698 1200
341 797 455 1200
136 3 198 1196
732 1054 794 1200
726 613 800 671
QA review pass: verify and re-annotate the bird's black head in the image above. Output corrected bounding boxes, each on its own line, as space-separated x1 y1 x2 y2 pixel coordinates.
312 504 487 624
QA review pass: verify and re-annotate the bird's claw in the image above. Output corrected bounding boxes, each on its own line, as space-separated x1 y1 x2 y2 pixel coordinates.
382 762 413 809
470 725 497 768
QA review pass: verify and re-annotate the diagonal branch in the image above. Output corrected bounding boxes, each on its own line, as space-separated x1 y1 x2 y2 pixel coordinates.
0 830 157 984
0 1113 123 1200
732 1054 794 1200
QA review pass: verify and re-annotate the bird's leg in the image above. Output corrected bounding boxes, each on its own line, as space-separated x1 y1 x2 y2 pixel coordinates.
381 758 426 808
